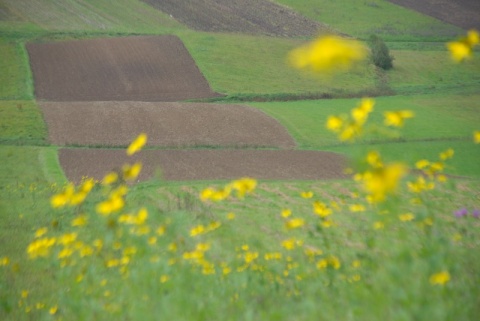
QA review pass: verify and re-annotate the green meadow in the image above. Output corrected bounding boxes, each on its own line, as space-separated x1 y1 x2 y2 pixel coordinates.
1 0 479 320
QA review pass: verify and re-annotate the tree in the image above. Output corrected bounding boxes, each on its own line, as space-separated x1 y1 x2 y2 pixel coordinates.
368 35 394 70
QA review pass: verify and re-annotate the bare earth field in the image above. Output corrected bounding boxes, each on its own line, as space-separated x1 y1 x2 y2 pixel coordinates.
387 0 480 30
141 0 327 37
27 35 221 102
40 101 296 149
59 149 347 182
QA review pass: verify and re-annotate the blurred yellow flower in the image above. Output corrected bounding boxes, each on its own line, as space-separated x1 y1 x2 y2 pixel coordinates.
474 130 480 144
49 305 58 315
281 209 292 218
313 201 332 217
71 215 88 227
227 212 236 220
0 256 9 266
289 35 368 74
326 115 344 132
285 218 305 230
160 275 169 283
27 237 56 259
447 29 479 62
122 162 142 181
231 177 257 198
352 99 374 126
373 221 384 230
439 148 454 161
399 213 415 222
415 159 430 169
361 162 407 203
35 227 48 238
429 271 450 285
127 133 147 156
190 225 205 237
102 172 118 185
50 183 75 208
383 110 414 127
349 204 366 212
96 195 124 215
300 191 313 199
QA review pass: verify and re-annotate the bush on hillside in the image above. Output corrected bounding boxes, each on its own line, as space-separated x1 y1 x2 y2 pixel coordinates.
368 35 394 70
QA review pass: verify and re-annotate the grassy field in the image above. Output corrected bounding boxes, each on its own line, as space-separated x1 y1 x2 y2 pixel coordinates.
0 0 479 320
274 0 463 41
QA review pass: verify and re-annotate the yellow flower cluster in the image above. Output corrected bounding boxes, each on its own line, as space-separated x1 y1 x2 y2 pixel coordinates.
126 133 147 156
288 35 368 74
50 178 95 208
326 99 374 141
383 110 414 127
200 177 257 202
189 221 222 237
429 271 450 285
474 130 480 144
354 151 407 203
447 29 479 62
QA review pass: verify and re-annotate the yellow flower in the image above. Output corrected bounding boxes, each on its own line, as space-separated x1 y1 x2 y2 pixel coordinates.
156 225 166 236
231 177 257 197
50 183 75 208
49 305 58 315
326 115 344 132
339 123 361 142
439 148 454 161
383 110 414 127
313 201 332 217
0 256 9 266
21 290 29 298
281 209 292 218
71 215 88 227
361 163 407 203
328 256 341 269
122 162 142 181
349 204 366 212
429 271 450 285
474 130 480 144
160 275 169 283
289 35 368 74
447 29 479 62
300 191 313 199
227 212 236 220
316 258 328 270
190 225 206 237
35 227 48 238
285 218 305 230
399 213 415 222
415 159 430 169
96 196 124 215
281 238 302 250
352 98 374 126
127 133 147 156
27 237 57 259
373 221 384 229
102 172 118 185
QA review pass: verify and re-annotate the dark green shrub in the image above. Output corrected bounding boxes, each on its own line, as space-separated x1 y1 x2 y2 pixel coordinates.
368 35 394 70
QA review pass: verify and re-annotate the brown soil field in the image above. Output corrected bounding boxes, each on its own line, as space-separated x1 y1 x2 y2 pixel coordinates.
387 0 480 30
27 35 221 102
59 149 347 183
40 101 296 149
141 0 328 37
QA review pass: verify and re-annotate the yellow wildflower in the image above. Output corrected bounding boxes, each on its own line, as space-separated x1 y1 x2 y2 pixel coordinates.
316 259 328 270
328 256 341 269
102 172 118 185
429 271 450 285
399 213 415 222
190 225 206 237
281 209 292 218
285 218 305 230
49 305 58 315
300 191 313 199
96 195 124 215
160 275 169 283
58 233 77 246
0 256 9 266
349 204 366 212
122 162 142 181
415 159 430 169
281 238 302 250
326 115 344 132
71 215 88 227
227 212 236 220
352 98 374 126
439 148 454 161
361 162 407 203
156 225 166 236
407 176 435 193
27 237 56 259
289 35 368 74
127 133 147 156
35 227 48 238
50 183 75 208
383 110 414 127
447 29 479 62
231 177 257 198
373 221 384 230
313 201 332 217
474 130 480 144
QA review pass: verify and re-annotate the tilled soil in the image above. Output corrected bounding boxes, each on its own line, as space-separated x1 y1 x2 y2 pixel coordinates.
59 149 348 183
27 35 221 102
387 0 480 30
40 101 296 149
140 0 328 37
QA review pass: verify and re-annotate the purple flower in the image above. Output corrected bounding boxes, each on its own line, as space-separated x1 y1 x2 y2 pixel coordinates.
473 209 480 218
454 208 468 218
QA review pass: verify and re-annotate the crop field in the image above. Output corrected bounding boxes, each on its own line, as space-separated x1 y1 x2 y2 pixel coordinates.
0 0 479 320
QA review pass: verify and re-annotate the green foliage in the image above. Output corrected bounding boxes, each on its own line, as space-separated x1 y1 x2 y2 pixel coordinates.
368 34 394 70
0 101 47 145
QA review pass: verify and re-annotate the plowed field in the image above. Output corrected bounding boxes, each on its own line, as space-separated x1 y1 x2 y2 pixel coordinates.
387 0 480 30
40 101 296 149
27 35 221 102
141 0 326 37
59 149 347 182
